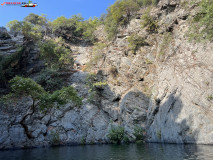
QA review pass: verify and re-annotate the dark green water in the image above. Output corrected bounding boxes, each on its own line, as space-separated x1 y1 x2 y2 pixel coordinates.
1 143 213 160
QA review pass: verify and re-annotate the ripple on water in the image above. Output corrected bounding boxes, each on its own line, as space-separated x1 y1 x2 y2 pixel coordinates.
1 144 213 160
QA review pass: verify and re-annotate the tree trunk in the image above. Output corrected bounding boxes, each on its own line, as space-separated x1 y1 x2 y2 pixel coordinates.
20 100 35 139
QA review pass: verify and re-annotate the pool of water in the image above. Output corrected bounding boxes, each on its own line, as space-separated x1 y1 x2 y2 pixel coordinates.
1 143 213 160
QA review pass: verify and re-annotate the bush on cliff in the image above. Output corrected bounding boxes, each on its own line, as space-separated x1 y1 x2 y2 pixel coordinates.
39 40 73 69
107 125 124 144
0 76 82 111
35 68 65 92
51 15 99 43
104 0 140 40
83 42 107 71
189 0 213 41
77 17 100 42
127 34 148 54
51 15 84 41
133 126 144 143
0 47 23 88
85 73 107 103
7 14 48 41
141 8 158 33
104 0 158 39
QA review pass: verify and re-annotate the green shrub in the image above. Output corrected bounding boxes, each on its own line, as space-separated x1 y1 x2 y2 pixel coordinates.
35 68 65 92
141 8 158 33
0 76 46 107
138 0 152 6
158 32 172 57
107 125 124 144
81 136 86 145
151 0 159 6
51 14 99 43
24 13 48 26
50 131 60 145
157 130 161 139
104 0 158 39
127 34 148 54
104 0 141 40
137 0 159 6
123 135 130 143
104 19 118 40
1 76 82 111
10 76 45 99
133 126 144 142
6 20 22 33
207 95 213 101
84 43 106 71
7 14 48 41
189 0 213 41
39 85 83 111
0 47 23 87
85 73 107 103
39 40 73 69
51 15 84 41
77 17 100 42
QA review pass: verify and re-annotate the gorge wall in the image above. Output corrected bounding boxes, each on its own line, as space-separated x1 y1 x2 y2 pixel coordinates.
1 0 213 149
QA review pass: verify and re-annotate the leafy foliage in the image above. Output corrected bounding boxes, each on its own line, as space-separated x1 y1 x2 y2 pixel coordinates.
157 130 161 139
189 0 213 41
127 34 148 54
7 14 48 41
107 125 124 144
50 131 60 145
123 135 130 143
77 17 100 42
51 15 84 41
84 42 107 71
0 47 23 87
9 76 45 101
51 14 99 43
39 40 73 69
1 76 82 111
35 68 64 92
104 0 158 39
81 136 86 145
24 13 48 26
39 86 83 111
141 8 158 33
85 73 107 103
138 0 159 6
6 20 22 33
104 0 140 40
133 126 144 142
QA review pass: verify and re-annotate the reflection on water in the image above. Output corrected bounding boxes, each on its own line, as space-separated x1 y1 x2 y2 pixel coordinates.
1 143 213 160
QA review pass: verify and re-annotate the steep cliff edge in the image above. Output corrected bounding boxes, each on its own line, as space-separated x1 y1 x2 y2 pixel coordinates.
92 0 213 144
1 0 213 149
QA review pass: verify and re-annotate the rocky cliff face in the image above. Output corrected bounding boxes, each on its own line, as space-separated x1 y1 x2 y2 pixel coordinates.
1 0 213 149
0 27 44 91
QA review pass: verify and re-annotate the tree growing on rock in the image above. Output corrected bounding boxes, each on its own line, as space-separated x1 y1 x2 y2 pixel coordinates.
39 40 74 69
104 0 142 40
7 14 49 41
0 76 82 139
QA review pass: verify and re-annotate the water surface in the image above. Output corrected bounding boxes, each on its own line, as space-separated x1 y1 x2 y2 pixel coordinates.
1 143 213 160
